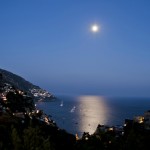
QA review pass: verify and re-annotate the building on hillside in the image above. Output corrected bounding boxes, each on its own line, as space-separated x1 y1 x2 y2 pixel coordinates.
133 116 144 124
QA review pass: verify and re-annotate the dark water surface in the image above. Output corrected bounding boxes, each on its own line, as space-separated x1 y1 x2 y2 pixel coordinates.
36 95 150 137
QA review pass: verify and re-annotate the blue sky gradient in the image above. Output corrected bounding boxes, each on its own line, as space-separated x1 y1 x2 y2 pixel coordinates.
0 0 150 96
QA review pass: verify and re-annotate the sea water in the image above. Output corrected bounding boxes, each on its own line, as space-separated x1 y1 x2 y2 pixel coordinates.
36 95 150 137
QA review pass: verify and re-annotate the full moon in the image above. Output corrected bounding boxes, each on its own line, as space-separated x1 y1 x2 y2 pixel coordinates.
91 24 99 32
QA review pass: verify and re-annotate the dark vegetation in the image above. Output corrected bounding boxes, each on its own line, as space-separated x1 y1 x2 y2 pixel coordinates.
0 70 150 150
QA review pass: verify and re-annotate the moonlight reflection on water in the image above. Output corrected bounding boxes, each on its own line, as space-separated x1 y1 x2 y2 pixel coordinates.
77 96 110 134
36 96 150 137
36 95 111 136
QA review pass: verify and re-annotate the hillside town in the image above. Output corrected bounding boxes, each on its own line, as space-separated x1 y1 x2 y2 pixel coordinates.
30 88 54 102
0 81 56 126
0 70 55 102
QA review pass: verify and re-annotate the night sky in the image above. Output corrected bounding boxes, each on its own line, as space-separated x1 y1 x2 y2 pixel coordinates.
0 1 150 97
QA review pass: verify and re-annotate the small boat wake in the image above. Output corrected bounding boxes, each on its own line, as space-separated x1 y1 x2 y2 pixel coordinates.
70 106 76 113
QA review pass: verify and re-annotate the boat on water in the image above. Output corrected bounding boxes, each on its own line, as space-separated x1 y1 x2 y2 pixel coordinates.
60 101 63 107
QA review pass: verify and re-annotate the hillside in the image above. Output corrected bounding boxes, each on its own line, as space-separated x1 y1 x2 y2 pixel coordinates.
0 68 55 101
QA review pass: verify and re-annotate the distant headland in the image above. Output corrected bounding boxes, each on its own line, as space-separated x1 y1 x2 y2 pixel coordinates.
0 68 55 102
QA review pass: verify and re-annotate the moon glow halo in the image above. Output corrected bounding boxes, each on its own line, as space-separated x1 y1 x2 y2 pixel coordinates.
91 24 99 33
